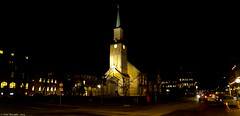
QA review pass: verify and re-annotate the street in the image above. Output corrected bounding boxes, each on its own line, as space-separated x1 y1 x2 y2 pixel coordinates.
0 97 240 116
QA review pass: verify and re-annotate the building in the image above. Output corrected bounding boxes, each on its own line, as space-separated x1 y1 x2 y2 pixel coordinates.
0 48 61 97
71 74 103 96
29 73 61 96
0 48 30 96
229 62 240 97
160 72 197 97
105 6 148 96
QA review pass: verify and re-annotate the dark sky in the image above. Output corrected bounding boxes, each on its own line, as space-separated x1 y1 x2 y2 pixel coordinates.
1 1 239 89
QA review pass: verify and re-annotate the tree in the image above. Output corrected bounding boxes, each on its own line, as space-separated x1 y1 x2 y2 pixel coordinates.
79 85 85 96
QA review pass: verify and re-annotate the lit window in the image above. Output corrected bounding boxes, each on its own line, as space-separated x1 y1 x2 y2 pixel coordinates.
47 87 49 91
189 83 193 86
51 79 53 83
54 87 56 91
25 56 29 60
123 45 125 49
54 80 57 84
25 92 27 95
43 79 45 83
11 53 14 56
1 92 3 95
32 86 35 91
39 78 42 82
51 87 53 91
25 83 28 89
11 72 14 78
0 50 3 54
39 86 41 91
10 92 14 96
47 79 50 83
1 82 7 88
9 82 16 88
20 83 24 88
83 80 85 85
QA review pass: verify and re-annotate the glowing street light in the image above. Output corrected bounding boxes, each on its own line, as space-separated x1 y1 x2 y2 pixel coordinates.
235 77 240 83
97 84 101 88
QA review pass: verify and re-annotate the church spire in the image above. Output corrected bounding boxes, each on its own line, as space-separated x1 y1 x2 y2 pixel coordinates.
116 5 120 28
113 5 123 42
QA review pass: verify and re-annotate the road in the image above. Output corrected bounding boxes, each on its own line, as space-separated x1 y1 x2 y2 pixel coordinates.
0 97 240 116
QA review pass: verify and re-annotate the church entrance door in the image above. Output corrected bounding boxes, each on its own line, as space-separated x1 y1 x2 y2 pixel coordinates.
108 76 119 96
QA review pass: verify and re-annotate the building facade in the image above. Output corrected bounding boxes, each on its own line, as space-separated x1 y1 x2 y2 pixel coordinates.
0 48 61 97
160 72 197 97
229 62 240 97
71 74 103 96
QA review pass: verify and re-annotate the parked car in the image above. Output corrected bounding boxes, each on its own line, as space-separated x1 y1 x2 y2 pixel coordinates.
216 95 237 106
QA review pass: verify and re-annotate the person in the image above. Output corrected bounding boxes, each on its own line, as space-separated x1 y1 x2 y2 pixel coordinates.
146 95 150 103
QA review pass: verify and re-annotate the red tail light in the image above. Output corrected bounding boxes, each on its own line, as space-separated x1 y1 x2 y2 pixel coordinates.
204 96 208 99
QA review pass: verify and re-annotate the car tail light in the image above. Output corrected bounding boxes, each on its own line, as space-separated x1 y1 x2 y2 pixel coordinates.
204 96 207 99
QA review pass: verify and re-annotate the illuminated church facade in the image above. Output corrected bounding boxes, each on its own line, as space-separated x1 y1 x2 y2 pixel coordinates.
105 6 148 96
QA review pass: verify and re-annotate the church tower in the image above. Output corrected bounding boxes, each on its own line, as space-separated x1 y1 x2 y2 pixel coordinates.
110 5 128 74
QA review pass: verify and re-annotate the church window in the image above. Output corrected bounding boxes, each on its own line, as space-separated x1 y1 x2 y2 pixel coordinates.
123 45 125 49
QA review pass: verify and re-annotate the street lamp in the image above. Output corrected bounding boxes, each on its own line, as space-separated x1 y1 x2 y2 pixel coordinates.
97 85 101 88
235 77 240 83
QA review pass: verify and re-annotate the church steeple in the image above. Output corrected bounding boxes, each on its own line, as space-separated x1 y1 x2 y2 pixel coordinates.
113 5 123 43
116 5 120 28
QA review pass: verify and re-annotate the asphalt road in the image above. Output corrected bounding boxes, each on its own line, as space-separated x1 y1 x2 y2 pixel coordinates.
0 97 240 116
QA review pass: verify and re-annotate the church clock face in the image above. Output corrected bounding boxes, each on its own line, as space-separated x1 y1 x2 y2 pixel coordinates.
114 44 117 48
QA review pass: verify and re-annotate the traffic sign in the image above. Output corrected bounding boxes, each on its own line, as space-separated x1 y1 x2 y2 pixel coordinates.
59 83 63 87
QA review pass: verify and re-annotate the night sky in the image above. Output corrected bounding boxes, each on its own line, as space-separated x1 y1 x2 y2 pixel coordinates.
1 1 239 89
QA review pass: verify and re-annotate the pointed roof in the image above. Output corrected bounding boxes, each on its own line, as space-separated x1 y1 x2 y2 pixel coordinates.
116 5 120 28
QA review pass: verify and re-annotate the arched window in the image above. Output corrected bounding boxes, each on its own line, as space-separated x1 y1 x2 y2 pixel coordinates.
1 82 7 88
9 82 16 88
